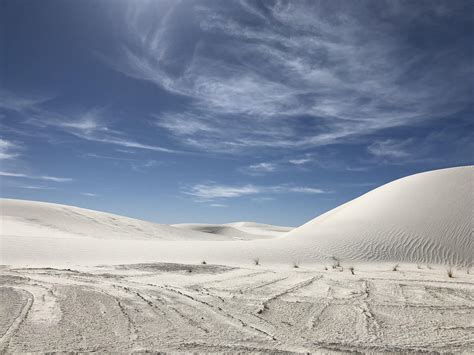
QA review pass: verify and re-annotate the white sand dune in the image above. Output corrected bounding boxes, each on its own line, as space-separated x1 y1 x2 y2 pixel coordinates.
1 166 472 267
0 199 236 241
172 222 292 240
282 165 473 266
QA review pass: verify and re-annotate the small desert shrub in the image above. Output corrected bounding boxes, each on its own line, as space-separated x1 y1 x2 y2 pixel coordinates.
331 256 341 269
324 266 328 271
201 261 207 265
253 257 260 266
392 264 400 271
417 264 422 269
349 266 355 275
447 266 454 278
426 264 433 270
292 261 300 268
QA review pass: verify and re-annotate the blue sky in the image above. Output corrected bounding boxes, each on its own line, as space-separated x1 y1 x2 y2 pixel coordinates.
0 0 472 226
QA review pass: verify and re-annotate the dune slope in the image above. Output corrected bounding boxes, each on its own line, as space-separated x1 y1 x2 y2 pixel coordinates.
282 166 473 266
0 199 233 241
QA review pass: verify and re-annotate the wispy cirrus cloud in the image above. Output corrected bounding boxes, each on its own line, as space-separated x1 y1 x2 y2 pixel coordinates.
114 1 472 153
28 108 176 153
288 157 312 166
209 203 228 208
0 171 73 182
17 185 57 190
241 162 277 175
81 192 98 197
0 138 20 160
368 139 412 159
2 93 176 154
183 182 327 200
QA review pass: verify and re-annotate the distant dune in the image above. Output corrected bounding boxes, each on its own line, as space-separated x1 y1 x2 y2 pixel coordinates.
0 199 240 241
1 166 472 266
173 222 292 240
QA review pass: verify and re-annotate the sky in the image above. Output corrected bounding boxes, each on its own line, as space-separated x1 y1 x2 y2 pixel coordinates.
0 0 473 227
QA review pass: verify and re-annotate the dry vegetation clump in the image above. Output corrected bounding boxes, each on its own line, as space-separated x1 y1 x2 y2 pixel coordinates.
447 266 454 278
292 261 300 268
201 261 207 265
349 266 355 275
392 264 400 271
253 257 260 266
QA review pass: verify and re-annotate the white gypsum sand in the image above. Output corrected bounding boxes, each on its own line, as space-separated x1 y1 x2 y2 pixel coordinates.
0 166 472 353
1 166 472 267
172 222 292 240
0 263 472 353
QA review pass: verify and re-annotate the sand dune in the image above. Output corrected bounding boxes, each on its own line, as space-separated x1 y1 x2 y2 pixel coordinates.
172 222 292 240
282 166 473 266
1 166 472 267
0 199 235 241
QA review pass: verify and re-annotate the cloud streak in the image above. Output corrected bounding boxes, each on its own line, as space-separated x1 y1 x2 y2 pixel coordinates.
183 182 327 200
0 171 73 182
2 94 177 154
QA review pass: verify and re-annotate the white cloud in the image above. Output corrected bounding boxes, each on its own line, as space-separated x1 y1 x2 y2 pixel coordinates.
1 95 177 154
183 182 328 200
210 203 228 208
185 184 260 199
17 185 56 190
0 90 52 113
27 108 177 153
0 138 19 160
81 192 98 197
285 187 325 194
0 171 73 182
242 162 277 175
368 139 412 159
288 158 312 165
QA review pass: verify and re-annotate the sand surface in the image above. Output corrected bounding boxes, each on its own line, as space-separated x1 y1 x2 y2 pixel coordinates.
0 263 472 353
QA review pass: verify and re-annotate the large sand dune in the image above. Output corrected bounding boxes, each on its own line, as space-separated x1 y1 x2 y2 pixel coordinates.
1 166 472 266
282 166 473 266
